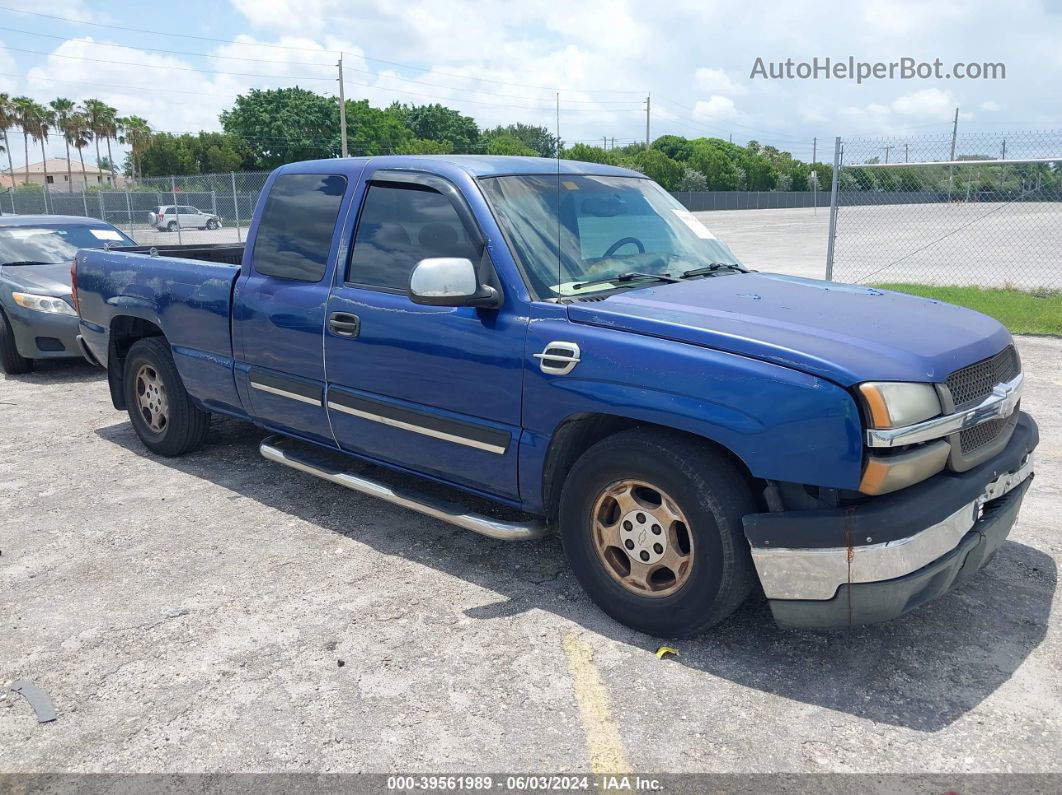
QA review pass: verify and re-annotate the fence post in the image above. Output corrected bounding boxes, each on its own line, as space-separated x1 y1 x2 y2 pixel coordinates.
210 189 217 217
41 184 48 215
97 190 105 222
171 176 183 245
231 172 242 243
82 189 89 216
124 188 134 238
825 136 842 281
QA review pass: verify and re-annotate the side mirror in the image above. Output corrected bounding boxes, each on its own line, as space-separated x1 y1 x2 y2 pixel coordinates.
409 257 500 309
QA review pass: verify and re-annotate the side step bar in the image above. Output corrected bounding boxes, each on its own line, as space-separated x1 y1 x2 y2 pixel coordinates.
260 435 548 542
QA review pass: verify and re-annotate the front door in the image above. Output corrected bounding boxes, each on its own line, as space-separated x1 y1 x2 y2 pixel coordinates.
324 170 526 499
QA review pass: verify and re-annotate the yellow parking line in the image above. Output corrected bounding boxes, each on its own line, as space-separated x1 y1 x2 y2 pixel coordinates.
562 632 632 775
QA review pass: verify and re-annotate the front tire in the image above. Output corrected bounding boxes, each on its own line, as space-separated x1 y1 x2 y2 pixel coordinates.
206 219 219 230
559 429 757 637
0 309 33 374
123 337 210 456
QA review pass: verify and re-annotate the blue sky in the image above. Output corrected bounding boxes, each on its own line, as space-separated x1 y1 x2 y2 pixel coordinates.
0 0 1058 167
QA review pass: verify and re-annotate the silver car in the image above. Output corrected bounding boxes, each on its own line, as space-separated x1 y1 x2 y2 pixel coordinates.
149 205 222 232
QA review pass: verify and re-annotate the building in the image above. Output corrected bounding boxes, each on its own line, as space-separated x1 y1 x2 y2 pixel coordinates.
2 158 124 190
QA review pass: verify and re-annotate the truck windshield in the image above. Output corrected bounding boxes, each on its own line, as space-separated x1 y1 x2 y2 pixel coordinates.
480 174 742 298
0 224 134 265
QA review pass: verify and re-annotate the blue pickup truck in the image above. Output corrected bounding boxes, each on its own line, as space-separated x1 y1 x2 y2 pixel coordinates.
72 156 1037 635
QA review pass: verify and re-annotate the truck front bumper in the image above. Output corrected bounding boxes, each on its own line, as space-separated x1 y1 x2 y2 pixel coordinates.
743 412 1038 628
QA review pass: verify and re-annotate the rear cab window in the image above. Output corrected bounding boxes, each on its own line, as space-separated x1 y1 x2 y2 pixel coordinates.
252 173 348 282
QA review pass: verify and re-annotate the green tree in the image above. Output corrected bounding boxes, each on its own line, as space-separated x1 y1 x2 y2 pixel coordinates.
632 147 683 190
0 94 17 189
118 116 152 179
69 112 93 187
392 103 480 153
689 142 739 190
221 87 340 170
49 98 77 191
395 138 453 155
485 134 536 156
81 99 111 185
138 132 247 176
343 99 410 155
562 143 621 165
482 123 557 157
651 134 693 162
677 167 707 191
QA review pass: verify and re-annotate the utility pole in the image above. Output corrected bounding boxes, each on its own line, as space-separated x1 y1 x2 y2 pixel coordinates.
947 106 959 199
904 143 909 163
812 137 817 164
338 53 348 157
644 93 651 147
555 92 560 160
883 144 893 164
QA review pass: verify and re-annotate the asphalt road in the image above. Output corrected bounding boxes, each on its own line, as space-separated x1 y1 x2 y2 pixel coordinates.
1 335 1059 775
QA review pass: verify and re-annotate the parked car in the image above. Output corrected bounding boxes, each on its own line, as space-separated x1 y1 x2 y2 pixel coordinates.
73 156 1037 635
149 205 222 232
0 215 135 374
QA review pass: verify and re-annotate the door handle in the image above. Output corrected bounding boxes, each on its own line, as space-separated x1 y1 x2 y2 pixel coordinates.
328 312 360 337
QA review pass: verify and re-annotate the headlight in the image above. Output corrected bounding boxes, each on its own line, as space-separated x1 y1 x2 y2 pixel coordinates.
11 292 77 316
858 382 941 429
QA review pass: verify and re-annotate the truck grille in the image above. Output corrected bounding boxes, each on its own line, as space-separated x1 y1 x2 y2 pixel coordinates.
959 418 1007 455
946 345 1020 408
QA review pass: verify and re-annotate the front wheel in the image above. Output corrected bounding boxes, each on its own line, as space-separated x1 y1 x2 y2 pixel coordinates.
206 219 219 230
123 337 210 456
0 309 33 374
559 428 757 637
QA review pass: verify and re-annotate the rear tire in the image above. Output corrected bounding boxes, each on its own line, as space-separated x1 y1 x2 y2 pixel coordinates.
167 221 177 232
0 309 33 374
559 428 757 637
123 337 210 456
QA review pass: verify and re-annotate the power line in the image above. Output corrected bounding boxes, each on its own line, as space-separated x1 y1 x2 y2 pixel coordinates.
0 5 643 94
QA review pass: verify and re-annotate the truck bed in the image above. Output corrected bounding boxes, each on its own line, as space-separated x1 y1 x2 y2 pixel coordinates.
112 243 245 267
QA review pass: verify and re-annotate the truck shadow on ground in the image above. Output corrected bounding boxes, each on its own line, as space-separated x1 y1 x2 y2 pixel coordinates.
96 416 1056 734
2 358 104 385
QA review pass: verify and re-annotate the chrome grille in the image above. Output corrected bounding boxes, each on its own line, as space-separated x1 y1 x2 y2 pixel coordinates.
946 346 1020 407
959 418 1007 455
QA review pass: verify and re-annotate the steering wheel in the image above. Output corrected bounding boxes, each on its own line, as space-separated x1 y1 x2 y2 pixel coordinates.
603 236 645 257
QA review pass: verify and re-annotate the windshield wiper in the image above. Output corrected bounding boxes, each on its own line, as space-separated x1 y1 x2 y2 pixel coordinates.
572 271 679 291
2 260 63 267
681 263 745 278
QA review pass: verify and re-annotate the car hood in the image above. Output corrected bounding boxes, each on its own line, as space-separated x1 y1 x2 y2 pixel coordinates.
565 272 1011 386
1 262 72 295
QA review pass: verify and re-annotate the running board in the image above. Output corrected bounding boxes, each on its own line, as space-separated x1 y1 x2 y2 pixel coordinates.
259 435 547 542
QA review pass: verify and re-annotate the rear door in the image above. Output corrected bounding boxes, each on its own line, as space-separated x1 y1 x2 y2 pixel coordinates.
323 169 526 499
233 170 358 445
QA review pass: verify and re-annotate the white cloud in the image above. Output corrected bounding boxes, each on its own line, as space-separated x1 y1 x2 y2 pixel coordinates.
694 67 746 96
890 88 957 119
980 100 1002 112
692 95 743 122
0 40 18 94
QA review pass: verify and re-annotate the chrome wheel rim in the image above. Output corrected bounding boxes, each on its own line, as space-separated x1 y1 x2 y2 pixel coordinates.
135 363 169 433
591 479 694 598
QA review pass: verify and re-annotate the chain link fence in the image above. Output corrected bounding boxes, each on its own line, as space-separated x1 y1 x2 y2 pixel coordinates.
1 171 271 247
826 131 1061 292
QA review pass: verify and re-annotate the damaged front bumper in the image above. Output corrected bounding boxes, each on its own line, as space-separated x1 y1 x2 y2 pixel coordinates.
743 412 1038 628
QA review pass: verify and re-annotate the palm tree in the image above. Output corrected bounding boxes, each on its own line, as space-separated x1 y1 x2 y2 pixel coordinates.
12 96 37 186
28 102 54 193
118 116 152 180
50 98 76 192
102 103 119 186
0 94 16 189
69 112 93 188
82 99 109 186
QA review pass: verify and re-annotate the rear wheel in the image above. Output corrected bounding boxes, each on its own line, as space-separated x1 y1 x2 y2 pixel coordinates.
0 309 33 374
167 221 178 232
123 337 210 456
559 428 757 637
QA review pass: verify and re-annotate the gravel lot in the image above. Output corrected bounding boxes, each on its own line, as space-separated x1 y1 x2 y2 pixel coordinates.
1 333 1059 775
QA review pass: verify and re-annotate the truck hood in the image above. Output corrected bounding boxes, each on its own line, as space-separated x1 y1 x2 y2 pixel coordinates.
1 262 71 295
565 272 1011 386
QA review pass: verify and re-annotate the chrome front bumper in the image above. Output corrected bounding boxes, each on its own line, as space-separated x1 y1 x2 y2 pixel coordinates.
750 454 1034 603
